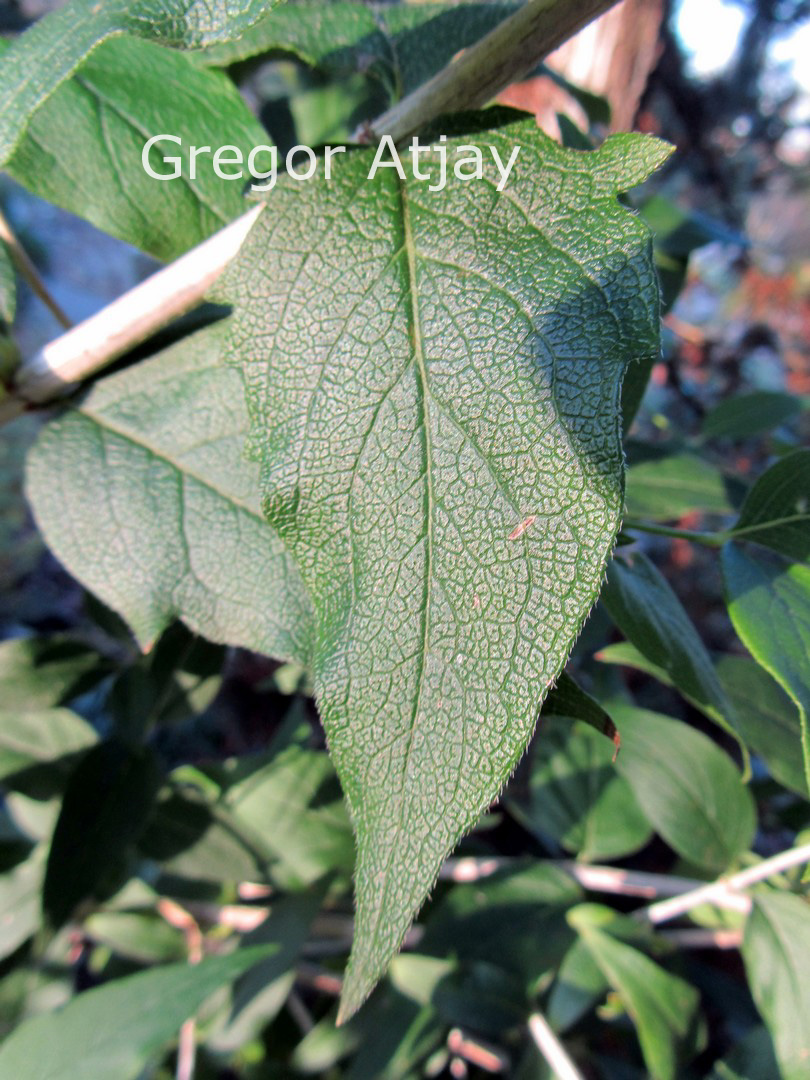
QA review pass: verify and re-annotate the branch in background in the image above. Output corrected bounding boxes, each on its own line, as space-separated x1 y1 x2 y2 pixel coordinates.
658 928 743 949
158 899 203 1080
3 0 619 420
447 1029 509 1075
527 1012 585 1080
642 841 810 925
0 205 71 330
366 0 619 143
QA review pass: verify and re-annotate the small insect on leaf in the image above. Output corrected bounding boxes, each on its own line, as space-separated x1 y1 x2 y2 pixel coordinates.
509 516 537 540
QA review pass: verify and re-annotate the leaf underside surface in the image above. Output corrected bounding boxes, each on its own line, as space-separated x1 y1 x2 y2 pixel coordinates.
224 116 671 1017
25 322 314 662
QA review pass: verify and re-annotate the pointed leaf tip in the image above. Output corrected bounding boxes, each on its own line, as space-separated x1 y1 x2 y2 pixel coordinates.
226 115 669 1012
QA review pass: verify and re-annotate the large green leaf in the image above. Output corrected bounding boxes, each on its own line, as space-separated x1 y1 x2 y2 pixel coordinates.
4 36 270 262
0 0 284 166
742 890 810 1080
730 449 810 563
25 321 314 661
224 116 671 1016
199 0 520 97
722 541 810 793
609 705 755 872
570 905 701 1080
602 550 742 748
0 944 274 1080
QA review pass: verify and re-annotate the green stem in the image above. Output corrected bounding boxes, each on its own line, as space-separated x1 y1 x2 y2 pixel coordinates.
622 518 727 547
625 511 810 549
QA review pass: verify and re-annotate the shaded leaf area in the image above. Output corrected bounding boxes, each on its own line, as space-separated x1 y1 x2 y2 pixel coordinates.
742 891 810 1080
0 0 285 165
608 705 755 872
0 945 274 1080
2 36 270 262
210 889 325 1052
198 0 520 98
722 541 810 793
225 117 670 1015
506 716 652 861
420 861 582 985
25 320 314 662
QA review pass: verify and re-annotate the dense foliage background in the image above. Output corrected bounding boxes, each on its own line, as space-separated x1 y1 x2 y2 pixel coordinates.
0 1 808 1077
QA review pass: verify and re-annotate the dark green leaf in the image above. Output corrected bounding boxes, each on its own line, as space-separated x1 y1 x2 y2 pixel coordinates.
602 550 742 749
345 992 444 1080
539 64 611 127
0 0 285 165
43 740 162 927
26 321 314 661
546 936 608 1032
4 37 270 262
641 195 740 259
610 705 755 872
742 890 810 1080
731 449 810 563
624 453 732 520
703 391 806 441
716 655 806 796
509 717 651 861
225 119 671 1016
0 944 274 1080
542 671 619 747
722 541 810 794
570 905 701 1080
